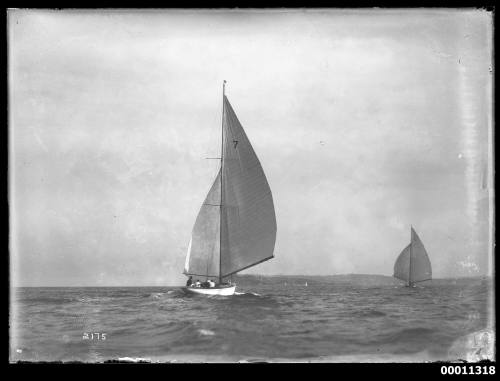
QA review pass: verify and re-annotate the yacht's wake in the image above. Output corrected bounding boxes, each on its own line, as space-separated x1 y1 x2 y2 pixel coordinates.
234 291 261 297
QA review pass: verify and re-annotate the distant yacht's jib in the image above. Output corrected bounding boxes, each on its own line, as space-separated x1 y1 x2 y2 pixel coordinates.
182 84 277 295
393 227 432 287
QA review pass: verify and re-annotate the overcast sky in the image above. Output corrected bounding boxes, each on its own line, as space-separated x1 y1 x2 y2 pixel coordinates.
9 9 493 286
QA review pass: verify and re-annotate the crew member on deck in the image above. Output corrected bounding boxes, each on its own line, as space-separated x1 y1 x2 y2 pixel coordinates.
186 276 193 287
208 279 215 288
195 279 201 287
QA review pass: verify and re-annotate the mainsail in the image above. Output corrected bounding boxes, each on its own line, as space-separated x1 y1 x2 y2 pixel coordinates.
220 96 277 276
184 90 277 280
393 227 432 284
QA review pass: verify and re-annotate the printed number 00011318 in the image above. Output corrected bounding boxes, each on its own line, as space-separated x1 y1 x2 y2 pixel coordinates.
441 366 495 375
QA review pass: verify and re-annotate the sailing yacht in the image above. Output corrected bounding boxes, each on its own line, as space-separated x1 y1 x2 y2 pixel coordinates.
182 82 277 296
393 226 432 287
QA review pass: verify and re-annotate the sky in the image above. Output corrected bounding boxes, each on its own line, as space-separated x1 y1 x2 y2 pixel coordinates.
9 9 493 286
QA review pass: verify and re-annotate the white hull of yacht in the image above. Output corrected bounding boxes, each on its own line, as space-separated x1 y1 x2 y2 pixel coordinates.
182 285 236 296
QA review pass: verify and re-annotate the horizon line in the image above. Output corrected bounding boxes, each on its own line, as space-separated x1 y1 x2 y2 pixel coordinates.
11 273 492 287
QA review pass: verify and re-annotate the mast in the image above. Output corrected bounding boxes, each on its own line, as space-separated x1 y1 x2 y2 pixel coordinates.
219 80 226 285
409 225 413 287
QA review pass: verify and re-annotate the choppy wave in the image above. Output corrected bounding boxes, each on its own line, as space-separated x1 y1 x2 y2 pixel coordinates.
10 277 493 362
234 291 261 296
197 329 216 336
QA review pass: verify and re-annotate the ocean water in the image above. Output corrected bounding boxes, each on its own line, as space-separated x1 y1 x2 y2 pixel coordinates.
9 275 494 362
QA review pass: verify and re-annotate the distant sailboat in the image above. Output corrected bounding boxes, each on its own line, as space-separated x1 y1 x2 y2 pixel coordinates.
182 82 277 296
393 226 432 287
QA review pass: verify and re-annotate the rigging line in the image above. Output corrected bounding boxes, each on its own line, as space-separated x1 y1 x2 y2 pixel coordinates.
220 256 274 278
205 100 222 179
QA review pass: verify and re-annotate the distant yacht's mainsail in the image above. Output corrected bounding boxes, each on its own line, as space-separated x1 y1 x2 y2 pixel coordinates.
393 227 432 286
184 87 277 283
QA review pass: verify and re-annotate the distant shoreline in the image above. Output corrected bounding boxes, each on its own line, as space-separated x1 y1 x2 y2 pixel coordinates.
11 273 493 288
240 273 492 279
